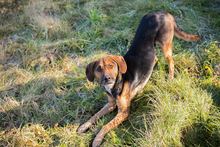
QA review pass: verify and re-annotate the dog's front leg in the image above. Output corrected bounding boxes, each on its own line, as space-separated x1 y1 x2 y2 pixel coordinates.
92 93 130 147
78 95 116 133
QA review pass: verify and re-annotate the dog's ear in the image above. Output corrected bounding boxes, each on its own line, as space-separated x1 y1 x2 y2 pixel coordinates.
85 61 96 82
110 56 127 74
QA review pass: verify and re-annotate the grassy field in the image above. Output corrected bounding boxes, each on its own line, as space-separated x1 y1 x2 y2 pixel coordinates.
0 0 220 146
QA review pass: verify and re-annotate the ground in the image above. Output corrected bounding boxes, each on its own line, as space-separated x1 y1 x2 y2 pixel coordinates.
0 0 220 146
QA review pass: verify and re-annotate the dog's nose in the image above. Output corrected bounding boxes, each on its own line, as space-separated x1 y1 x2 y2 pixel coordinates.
102 75 111 85
104 75 111 82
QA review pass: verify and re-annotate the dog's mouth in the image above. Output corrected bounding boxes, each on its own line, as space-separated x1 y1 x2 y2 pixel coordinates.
101 81 114 86
101 75 116 93
103 83 115 94
101 75 115 86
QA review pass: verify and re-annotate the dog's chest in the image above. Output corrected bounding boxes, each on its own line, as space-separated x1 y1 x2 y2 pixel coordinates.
130 67 154 99
104 84 114 95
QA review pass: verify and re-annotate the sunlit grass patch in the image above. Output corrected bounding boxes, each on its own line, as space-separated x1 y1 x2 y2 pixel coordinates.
133 72 214 146
24 0 71 40
0 123 92 146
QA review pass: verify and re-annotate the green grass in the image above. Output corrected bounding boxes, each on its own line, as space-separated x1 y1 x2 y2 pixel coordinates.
0 0 220 146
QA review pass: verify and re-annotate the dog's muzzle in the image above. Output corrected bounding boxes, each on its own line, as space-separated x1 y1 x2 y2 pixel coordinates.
101 75 113 86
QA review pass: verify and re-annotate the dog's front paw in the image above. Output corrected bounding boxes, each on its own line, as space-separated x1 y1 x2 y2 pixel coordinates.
77 122 91 133
92 138 103 147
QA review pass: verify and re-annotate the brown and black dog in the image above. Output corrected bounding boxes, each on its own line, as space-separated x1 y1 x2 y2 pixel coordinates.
77 11 202 147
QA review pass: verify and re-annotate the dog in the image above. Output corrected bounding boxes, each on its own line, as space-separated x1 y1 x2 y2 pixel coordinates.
77 11 202 147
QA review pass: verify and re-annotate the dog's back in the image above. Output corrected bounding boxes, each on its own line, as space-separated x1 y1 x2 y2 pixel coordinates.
124 11 202 83
124 12 166 91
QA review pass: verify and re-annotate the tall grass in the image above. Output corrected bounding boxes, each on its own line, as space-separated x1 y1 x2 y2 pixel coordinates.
134 72 214 146
0 0 219 146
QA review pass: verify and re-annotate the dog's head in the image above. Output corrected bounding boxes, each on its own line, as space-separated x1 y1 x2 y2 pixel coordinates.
85 56 127 91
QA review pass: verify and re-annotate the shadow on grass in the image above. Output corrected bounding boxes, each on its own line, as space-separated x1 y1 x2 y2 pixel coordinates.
0 78 59 127
203 83 220 107
182 122 220 147
0 74 88 145
0 63 110 146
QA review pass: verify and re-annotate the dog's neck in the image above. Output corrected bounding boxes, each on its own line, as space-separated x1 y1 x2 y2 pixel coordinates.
104 84 114 94
106 71 124 98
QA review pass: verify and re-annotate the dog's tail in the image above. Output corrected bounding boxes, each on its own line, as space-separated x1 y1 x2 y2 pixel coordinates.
174 21 203 41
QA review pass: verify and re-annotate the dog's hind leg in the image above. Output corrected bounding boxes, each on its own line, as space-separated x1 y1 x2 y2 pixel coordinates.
160 39 174 78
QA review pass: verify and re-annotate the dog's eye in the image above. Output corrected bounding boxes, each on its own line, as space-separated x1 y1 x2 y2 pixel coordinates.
109 65 113 69
97 66 101 72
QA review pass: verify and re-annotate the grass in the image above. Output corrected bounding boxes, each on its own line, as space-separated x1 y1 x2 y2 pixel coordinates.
0 0 220 146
